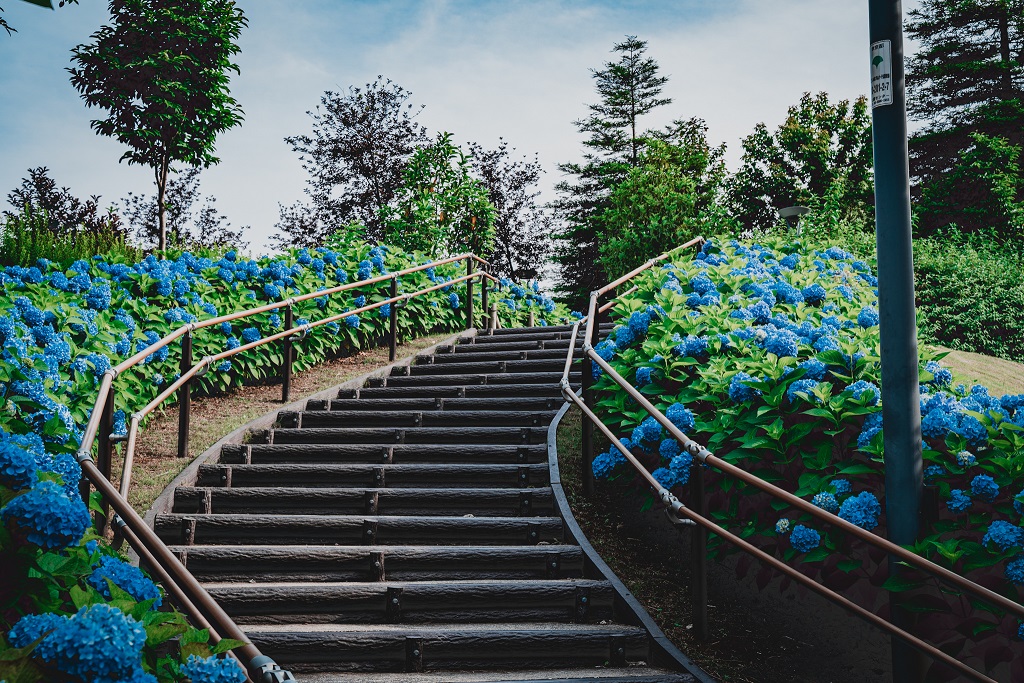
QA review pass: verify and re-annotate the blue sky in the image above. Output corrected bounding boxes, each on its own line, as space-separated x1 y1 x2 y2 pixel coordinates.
0 0 920 251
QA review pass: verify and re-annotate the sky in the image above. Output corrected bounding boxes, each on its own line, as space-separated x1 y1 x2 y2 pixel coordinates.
0 0 923 253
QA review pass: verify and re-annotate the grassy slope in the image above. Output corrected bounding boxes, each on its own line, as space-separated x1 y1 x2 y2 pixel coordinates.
932 345 1024 395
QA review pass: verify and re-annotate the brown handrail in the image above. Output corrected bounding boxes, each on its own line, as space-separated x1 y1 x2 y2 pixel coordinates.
74 251 517 682
559 238 1023 682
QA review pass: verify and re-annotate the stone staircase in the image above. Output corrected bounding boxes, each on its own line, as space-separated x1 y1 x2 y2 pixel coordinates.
154 324 705 682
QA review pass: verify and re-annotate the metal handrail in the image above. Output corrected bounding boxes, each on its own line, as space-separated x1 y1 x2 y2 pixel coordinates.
75 251 508 683
559 238 1023 683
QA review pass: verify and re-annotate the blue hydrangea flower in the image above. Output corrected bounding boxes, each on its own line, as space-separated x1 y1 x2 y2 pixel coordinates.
345 315 360 329
924 465 943 480
775 518 791 534
659 438 681 460
380 303 391 319
2 480 90 550
1014 488 1024 515
448 292 460 309
634 416 661 443
790 525 820 552
838 491 881 530
84 282 112 311
0 438 38 490
666 403 695 432
674 334 709 359
263 283 281 299
924 360 952 387
35 604 147 682
812 492 839 513
87 556 162 607
801 283 827 305
798 358 828 381
846 380 880 406
241 327 260 344
182 654 247 683
7 612 68 648
668 451 693 485
614 325 636 350
857 306 879 328
627 310 651 336
1005 557 1024 585
956 450 977 468
947 489 972 513
786 379 819 404
830 479 852 497
652 467 684 490
728 372 762 403
748 300 772 324
764 328 799 358
982 520 1023 551
635 367 653 387
971 474 999 502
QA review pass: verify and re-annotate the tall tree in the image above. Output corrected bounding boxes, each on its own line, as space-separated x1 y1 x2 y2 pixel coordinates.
120 167 247 249
5 166 123 235
552 35 671 309
906 0 1024 238
381 132 495 258
725 92 874 233
598 120 729 279
68 0 247 251
275 78 430 248
467 139 551 280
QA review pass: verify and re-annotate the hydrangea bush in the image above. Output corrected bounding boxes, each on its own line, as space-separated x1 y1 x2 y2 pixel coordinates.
589 236 1024 677
0 240 570 681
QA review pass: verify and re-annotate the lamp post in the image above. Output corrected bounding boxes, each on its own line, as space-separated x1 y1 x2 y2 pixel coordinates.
868 1 925 680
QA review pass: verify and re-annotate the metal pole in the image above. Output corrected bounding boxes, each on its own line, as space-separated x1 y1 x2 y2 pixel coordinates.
465 259 475 330
481 269 489 330
96 390 114 533
282 305 293 403
868 1 925 680
389 276 399 362
690 466 709 640
581 312 599 497
176 332 192 459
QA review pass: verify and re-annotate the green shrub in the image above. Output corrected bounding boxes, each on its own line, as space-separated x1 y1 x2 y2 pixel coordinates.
0 206 141 268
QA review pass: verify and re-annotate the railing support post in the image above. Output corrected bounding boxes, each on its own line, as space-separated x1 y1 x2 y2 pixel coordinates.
490 303 498 331
465 259 475 330
96 389 115 532
480 267 489 330
389 276 399 362
690 466 709 640
282 305 293 403
527 310 535 328
177 332 192 459
581 315 599 497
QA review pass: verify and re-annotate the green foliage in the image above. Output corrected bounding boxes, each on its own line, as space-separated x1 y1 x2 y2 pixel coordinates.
592 237 1024 673
597 122 730 279
381 132 496 258
906 0 1024 239
917 133 1024 241
552 35 672 309
725 92 874 233
0 206 141 268
68 0 248 251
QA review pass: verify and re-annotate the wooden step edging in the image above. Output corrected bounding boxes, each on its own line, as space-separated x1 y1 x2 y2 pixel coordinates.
143 328 476 532
545 396 715 683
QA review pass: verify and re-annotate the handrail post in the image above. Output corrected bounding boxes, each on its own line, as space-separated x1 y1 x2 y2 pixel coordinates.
490 303 498 331
690 465 709 640
581 312 599 497
176 331 192 459
282 304 293 403
96 389 115 533
527 310 535 328
465 259 475 330
389 276 399 362
480 267 489 330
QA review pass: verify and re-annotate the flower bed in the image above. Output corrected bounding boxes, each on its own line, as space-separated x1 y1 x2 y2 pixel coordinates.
0 241 570 682
590 237 1024 678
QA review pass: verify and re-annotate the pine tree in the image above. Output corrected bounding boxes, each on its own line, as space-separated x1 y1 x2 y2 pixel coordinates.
906 0 1024 238
551 35 671 309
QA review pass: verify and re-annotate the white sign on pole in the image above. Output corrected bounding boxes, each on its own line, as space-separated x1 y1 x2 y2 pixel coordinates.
871 40 893 108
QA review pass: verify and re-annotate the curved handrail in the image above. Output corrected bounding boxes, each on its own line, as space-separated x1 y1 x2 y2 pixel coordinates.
74 251 508 682
558 238 1023 683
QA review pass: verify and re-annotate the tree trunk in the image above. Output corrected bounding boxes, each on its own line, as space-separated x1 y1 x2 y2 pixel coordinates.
156 157 169 251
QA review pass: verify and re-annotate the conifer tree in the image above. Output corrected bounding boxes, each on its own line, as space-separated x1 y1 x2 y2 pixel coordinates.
906 0 1024 238
552 36 671 309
